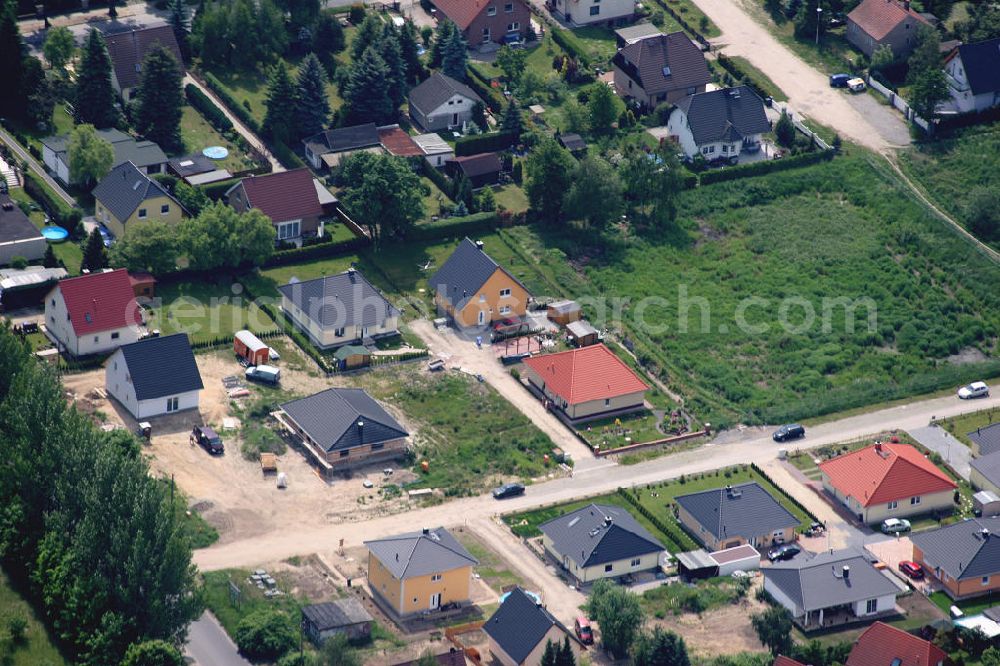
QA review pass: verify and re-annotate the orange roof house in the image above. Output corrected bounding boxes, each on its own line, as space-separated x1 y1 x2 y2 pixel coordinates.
521 344 648 422
846 0 931 59
846 622 949 666
819 442 956 525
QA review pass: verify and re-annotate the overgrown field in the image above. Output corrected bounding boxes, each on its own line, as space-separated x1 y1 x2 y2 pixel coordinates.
0 569 67 665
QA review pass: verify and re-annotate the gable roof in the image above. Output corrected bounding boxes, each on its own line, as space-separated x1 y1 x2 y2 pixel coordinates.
365 527 477 579
392 650 467 666
277 269 400 330
0 194 43 245
847 0 930 40
955 38 1000 96
117 333 203 400
302 123 380 158
773 658 807 666
450 153 501 179
612 31 711 96
675 482 800 542
378 126 423 157
232 168 324 223
910 516 1000 581
92 161 183 223
969 423 1000 457
430 237 529 310
408 72 483 116
763 548 900 612
281 387 408 453
674 86 771 145
846 622 948 666
558 133 587 151
104 24 184 91
540 503 665 568
301 598 372 631
818 442 956 507
55 268 142 335
521 344 649 405
483 588 582 664
971 452 1000 488
42 128 168 171
413 133 453 156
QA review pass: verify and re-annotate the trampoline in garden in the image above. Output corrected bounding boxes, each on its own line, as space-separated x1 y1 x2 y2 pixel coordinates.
202 146 229 160
41 226 69 242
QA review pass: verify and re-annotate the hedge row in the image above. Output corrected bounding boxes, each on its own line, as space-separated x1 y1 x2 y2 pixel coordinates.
202 177 242 201
550 28 590 69
262 235 370 267
23 172 81 230
202 72 261 134
714 54 775 104
454 131 517 157
464 66 506 111
409 211 499 241
615 487 697 553
649 0 710 46
184 83 234 134
749 463 821 525
697 149 834 185
418 156 456 199
270 141 306 170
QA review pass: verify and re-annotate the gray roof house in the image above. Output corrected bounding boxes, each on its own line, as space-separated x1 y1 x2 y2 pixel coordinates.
675 482 799 550
279 387 409 471
408 72 484 133
366 527 477 579
429 237 530 326
667 86 771 161
972 452 1000 495
763 548 901 630
277 268 401 349
612 31 712 107
92 161 186 235
105 333 204 419
0 194 45 265
911 517 1000 600
539 504 665 583
301 598 373 645
484 588 585 666
969 423 1000 457
41 128 168 186
944 37 1000 114
302 123 381 170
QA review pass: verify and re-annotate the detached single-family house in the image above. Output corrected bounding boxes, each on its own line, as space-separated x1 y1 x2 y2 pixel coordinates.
45 268 143 356
301 598 373 645
675 482 800 551
408 72 485 132
446 152 501 189
968 423 1000 457
430 0 531 47
93 161 187 238
539 503 665 584
845 621 949 666
484 587 585 666
365 527 478 618
846 0 931 60
277 268 400 349
430 237 531 328
227 169 325 244
413 133 455 167
667 86 771 161
104 24 184 100
819 442 957 525
614 22 662 47
41 128 168 186
910 517 1000 600
972 452 1000 496
302 123 382 170
278 387 409 472
612 32 711 108
763 548 901 630
166 154 232 186
521 344 649 422
0 194 45 264
546 0 636 27
105 333 203 419
944 38 1000 114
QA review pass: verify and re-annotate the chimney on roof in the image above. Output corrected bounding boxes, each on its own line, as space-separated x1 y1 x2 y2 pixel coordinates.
422 527 430 535
875 441 883 453
842 565 850 580
604 516 613 527
475 240 485 251
983 528 992 540
903 0 910 10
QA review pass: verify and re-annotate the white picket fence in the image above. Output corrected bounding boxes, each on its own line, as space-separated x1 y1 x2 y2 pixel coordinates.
866 74 933 133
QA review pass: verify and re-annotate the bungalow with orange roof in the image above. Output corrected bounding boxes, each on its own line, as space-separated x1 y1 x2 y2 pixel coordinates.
521 344 649 422
819 442 957 525
846 0 931 60
845 621 949 666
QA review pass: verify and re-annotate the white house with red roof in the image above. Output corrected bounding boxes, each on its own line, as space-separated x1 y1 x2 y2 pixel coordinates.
845 621 948 666
819 442 956 525
45 269 143 356
521 344 648 422
846 0 931 60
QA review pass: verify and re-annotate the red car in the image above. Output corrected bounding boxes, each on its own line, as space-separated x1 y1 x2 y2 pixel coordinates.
898 561 924 580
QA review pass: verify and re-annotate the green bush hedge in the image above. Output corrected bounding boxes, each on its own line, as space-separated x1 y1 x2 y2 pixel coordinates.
454 131 517 157
201 177 242 201
616 487 697 552
698 150 834 185
202 72 261 133
418 156 456 199
409 211 498 241
263 235 370 267
749 463 820 524
23 171 80 230
648 0 710 45
714 55 774 104
184 83 234 133
550 28 590 69
464 67 506 111
269 141 306 170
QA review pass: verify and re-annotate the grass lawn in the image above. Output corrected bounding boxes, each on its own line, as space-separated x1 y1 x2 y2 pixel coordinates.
179 106 253 173
653 0 721 37
7 188 83 274
576 410 665 450
161 477 220 549
493 184 529 213
146 277 277 344
641 576 751 618
898 120 1000 249
455 530 527 592
929 589 1000 617
0 569 68 665
937 407 1000 448
747 3 863 75
420 176 454 220
569 26 620 65
722 55 789 102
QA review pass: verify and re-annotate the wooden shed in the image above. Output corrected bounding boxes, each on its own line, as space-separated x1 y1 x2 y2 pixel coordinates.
234 330 270 366
547 300 581 326
128 272 156 299
567 319 599 347
334 344 371 370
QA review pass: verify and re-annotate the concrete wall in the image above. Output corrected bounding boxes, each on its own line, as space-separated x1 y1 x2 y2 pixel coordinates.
45 287 142 356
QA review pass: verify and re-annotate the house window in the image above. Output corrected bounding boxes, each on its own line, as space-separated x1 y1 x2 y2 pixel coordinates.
431 574 442 581
340 450 350 457
604 398 611 406
887 500 897 510
499 305 511 315
865 599 877 614
334 327 346 337
488 5 496 15
138 208 147 219
111 332 120 340
722 145 729 154
51 298 55 307
479 294 486 302
983 576 991 586
604 564 613 572
500 288 511 298
911 496 920 505
371 442 384 451
276 220 300 240
166 396 179 412
160 204 169 215
590 5 599 14
507 21 519 31
94 335 99 343
630 558 641 567
504 2 513 11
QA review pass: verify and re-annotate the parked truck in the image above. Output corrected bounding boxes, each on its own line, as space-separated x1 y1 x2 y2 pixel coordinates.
245 364 281 385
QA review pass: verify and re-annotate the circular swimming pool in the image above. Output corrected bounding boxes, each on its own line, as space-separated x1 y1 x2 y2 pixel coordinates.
41 226 69 242
203 146 229 160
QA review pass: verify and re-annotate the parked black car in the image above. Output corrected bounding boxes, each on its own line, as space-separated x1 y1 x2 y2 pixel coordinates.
773 424 806 442
830 73 851 88
492 483 525 499
192 425 224 455
768 543 802 562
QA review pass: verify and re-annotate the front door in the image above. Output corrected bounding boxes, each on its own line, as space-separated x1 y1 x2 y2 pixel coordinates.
478 310 486 325
362 326 369 338
429 593 441 610
452 113 459 126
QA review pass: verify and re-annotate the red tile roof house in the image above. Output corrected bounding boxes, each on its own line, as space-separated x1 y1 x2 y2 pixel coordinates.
521 344 649 423
846 0 931 60
819 442 957 525
430 0 532 49
845 621 949 666
226 169 326 245
44 269 143 357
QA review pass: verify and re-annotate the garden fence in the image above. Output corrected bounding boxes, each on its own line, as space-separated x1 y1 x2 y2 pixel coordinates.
866 75 933 134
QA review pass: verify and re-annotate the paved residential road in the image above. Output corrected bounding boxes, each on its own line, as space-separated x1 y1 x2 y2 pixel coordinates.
908 424 972 480
184 611 253 666
0 127 77 208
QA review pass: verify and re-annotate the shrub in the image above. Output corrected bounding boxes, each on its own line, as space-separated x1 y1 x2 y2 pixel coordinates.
550 29 589 69
270 141 306 170
454 131 517 157
6 615 27 644
348 3 365 23
184 84 234 133
234 609 297 662
697 150 833 185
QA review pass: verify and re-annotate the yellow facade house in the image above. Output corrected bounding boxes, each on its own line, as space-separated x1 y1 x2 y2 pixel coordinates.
92 161 186 238
365 527 478 618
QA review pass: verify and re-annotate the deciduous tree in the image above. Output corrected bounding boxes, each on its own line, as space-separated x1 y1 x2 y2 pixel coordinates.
75 29 118 128
587 579 644 658
338 151 425 244
907 25 948 118
587 82 620 135
233 609 297 662
525 138 575 225
43 25 75 71
67 124 114 186
133 45 184 152
179 202 275 271
751 606 793 656
110 220 180 274
565 155 623 230
620 146 683 232
496 44 527 82
122 640 185 666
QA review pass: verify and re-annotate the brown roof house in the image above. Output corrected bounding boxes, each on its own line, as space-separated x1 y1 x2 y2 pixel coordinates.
430 0 532 48
227 169 326 245
104 24 184 100
446 153 501 189
846 0 931 59
613 32 711 108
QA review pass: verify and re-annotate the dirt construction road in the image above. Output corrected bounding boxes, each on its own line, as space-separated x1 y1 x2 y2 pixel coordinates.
695 0 910 152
